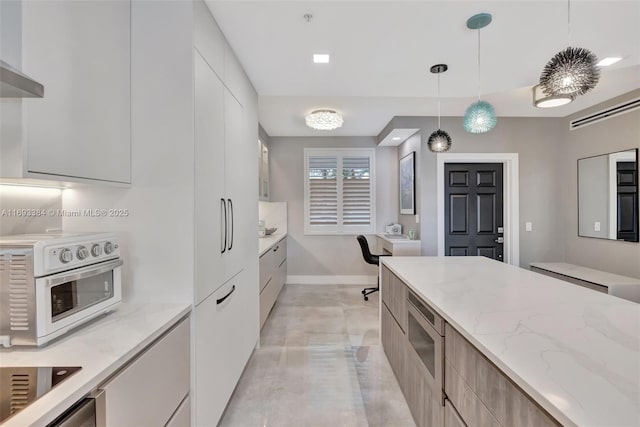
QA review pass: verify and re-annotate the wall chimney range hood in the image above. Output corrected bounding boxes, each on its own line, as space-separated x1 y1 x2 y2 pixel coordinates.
0 60 44 98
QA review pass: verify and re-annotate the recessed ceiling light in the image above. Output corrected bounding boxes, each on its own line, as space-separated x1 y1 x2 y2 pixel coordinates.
392 137 402 141
313 54 330 64
597 57 622 67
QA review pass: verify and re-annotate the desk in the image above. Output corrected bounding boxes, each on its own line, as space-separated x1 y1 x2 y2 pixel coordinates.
530 262 640 303
376 233 421 256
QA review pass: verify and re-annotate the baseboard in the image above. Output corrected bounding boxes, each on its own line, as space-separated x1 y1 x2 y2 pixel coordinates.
286 275 377 285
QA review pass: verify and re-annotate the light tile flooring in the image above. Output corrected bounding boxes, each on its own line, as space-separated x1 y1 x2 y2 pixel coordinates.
220 284 415 427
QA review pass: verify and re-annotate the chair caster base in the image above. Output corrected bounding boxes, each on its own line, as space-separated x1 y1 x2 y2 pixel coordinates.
364 296 368 301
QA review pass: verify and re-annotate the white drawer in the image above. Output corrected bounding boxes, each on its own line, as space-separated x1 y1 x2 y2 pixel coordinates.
101 317 190 427
166 395 191 427
259 250 274 292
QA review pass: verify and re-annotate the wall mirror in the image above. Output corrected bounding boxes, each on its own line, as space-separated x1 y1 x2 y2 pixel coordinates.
578 148 638 242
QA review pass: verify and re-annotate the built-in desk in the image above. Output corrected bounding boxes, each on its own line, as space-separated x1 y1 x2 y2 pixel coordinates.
530 262 640 303
376 233 421 256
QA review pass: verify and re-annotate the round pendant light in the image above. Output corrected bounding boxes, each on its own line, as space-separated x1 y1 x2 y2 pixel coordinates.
539 0 600 98
305 109 344 130
540 46 600 97
427 64 452 153
463 13 497 134
463 101 497 133
532 84 573 108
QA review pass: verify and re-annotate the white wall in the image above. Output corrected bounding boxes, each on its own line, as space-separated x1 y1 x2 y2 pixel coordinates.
561 89 640 278
269 136 397 281
62 1 195 304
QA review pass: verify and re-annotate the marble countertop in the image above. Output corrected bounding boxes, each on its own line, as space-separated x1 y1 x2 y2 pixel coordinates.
381 256 640 427
530 262 640 287
0 302 191 427
259 232 287 257
375 233 420 244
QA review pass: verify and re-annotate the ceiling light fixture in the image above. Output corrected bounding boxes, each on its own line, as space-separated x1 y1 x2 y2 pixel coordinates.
539 0 599 98
313 54 330 64
305 109 344 130
533 84 573 108
463 13 497 134
596 57 622 67
427 64 452 153
392 137 402 141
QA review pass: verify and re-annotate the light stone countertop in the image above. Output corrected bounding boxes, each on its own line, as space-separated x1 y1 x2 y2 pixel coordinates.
258 232 286 257
0 302 191 427
376 233 421 245
381 256 640 427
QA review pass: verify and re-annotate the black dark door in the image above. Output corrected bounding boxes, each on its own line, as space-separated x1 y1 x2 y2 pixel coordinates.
617 161 638 242
445 163 504 261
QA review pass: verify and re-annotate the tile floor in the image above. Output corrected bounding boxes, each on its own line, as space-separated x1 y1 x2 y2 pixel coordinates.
219 284 416 427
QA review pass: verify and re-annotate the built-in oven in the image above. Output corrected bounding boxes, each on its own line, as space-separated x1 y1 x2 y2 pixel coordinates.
0 232 122 347
406 289 445 404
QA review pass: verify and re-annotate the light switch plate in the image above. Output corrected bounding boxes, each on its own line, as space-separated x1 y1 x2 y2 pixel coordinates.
415 214 419 224
525 222 532 232
594 221 601 232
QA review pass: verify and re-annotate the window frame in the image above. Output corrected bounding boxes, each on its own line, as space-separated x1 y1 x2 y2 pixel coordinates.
304 147 376 235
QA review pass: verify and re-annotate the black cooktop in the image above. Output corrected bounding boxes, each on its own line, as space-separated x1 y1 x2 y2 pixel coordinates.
0 366 81 423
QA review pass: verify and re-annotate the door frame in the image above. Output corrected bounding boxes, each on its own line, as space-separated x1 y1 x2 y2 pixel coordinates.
436 153 520 266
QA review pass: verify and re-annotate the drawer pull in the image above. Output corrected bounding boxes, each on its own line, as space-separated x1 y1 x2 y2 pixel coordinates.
274 245 279 252
216 285 236 305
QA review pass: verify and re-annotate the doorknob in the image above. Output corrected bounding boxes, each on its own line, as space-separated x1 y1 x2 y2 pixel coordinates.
494 237 504 243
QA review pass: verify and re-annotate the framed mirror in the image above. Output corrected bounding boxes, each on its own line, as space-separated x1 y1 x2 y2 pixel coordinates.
578 148 638 242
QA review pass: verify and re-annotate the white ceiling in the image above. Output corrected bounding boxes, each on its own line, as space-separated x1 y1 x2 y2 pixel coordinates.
206 1 640 136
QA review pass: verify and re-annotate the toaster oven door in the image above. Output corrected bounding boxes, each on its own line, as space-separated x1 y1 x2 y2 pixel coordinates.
35 259 122 343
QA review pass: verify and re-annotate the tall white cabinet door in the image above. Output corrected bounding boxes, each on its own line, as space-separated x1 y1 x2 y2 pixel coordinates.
194 51 226 304
195 272 253 426
223 89 246 282
22 0 131 183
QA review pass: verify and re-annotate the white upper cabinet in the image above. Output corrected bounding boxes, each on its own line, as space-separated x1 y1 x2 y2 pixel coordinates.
15 0 131 184
193 0 225 78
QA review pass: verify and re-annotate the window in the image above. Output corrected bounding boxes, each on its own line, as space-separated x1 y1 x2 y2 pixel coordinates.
304 148 375 234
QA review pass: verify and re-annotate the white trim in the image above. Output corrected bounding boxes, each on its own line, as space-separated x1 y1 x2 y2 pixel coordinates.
286 275 377 285
436 153 520 266
607 150 637 239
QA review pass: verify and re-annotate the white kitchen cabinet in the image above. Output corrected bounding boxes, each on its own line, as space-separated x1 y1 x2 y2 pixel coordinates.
166 396 191 427
193 50 248 305
14 0 131 184
101 317 190 426
195 271 256 425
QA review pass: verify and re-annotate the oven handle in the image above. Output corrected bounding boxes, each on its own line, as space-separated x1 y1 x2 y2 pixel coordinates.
43 259 123 288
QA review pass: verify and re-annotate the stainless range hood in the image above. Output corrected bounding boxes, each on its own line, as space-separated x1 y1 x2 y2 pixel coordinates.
0 60 44 98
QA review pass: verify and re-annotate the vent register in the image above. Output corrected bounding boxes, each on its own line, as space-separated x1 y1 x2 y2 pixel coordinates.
570 97 640 130
0 251 35 336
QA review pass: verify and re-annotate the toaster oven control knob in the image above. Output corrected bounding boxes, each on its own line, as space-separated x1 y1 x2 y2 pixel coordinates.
77 246 90 260
59 248 73 263
91 244 102 257
104 241 115 255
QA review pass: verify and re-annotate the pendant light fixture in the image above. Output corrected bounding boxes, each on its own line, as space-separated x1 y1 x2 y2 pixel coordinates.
427 64 452 153
463 13 497 134
539 0 600 98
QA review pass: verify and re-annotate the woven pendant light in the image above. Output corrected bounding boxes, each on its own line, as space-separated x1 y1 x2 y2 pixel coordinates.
539 0 600 98
427 64 452 153
463 13 497 134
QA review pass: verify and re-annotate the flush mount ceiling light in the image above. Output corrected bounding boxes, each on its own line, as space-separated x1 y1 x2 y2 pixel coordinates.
427 64 452 153
539 0 600 98
305 109 344 130
463 13 497 134
533 84 573 108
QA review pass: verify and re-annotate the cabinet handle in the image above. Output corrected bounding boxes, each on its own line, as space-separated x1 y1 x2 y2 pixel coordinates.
273 245 279 252
228 198 234 251
216 285 236 305
221 199 227 254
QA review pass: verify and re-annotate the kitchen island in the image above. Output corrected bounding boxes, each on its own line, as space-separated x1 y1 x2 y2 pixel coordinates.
381 256 640 427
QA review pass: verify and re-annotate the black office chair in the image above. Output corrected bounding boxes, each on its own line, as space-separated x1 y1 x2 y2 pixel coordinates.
357 235 389 301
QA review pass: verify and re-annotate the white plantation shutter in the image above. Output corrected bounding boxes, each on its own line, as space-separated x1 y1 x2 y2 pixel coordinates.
308 156 338 227
305 149 375 234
